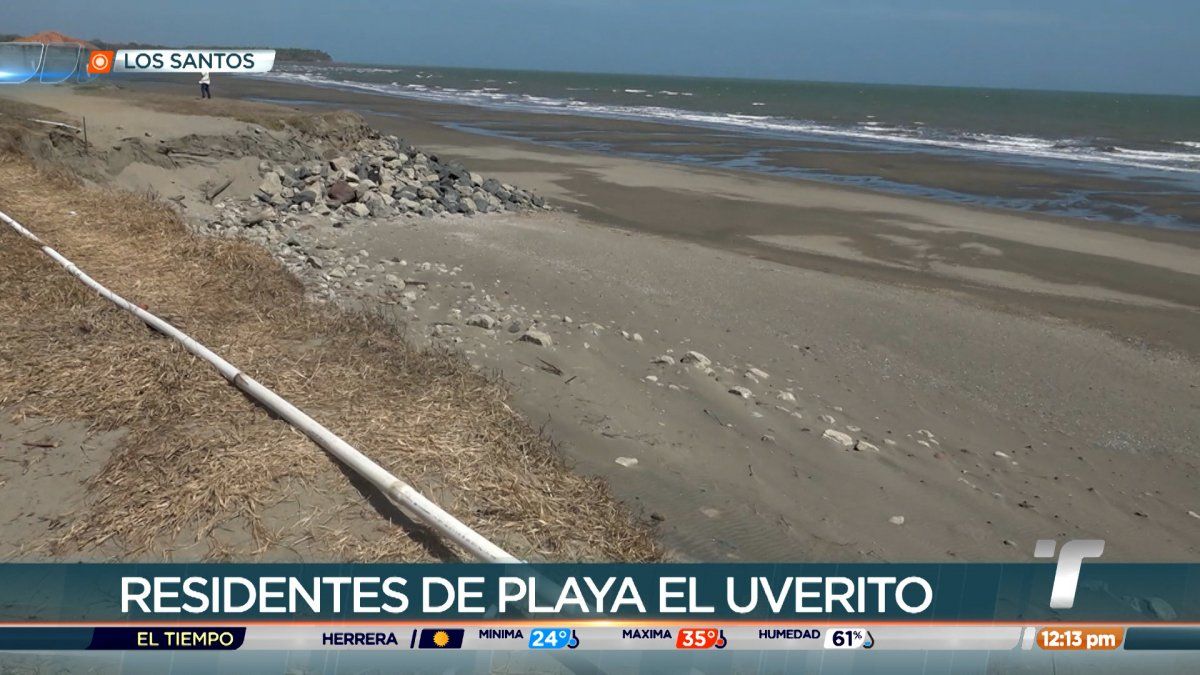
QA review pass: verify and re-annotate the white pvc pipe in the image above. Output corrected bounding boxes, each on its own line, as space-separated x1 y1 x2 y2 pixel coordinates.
29 118 83 133
0 208 519 564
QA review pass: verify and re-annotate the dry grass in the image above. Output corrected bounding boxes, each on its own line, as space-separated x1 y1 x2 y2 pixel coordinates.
0 155 661 562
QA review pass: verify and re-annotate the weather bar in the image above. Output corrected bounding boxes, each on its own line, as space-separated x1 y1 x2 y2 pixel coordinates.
0 625 1043 651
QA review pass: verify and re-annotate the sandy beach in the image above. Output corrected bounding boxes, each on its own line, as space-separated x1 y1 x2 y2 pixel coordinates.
1 80 1197 562
202 76 1200 353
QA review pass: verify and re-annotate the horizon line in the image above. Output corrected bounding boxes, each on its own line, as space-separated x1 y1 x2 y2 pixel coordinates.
305 58 1200 99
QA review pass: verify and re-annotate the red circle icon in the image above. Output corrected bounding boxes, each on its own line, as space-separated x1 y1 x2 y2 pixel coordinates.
87 51 115 75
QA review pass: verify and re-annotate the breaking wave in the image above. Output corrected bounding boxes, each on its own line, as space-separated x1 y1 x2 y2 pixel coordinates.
253 69 1200 174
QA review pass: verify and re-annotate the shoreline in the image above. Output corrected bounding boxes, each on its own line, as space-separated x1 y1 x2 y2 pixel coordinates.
164 75 1200 357
2 84 1198 562
146 76 1200 232
243 70 1200 229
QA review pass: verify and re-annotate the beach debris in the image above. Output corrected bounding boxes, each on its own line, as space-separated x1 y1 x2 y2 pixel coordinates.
651 354 675 365
889 516 906 526
204 176 233 201
614 457 638 468
465 313 498 330
515 357 563 376
819 414 836 424
747 366 769 380
728 386 753 399
680 351 711 368
855 439 880 452
240 207 274 226
518 330 554 347
776 391 796 403
822 429 854 447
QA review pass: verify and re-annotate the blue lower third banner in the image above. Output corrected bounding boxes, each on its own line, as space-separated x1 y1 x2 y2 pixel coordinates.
0 562 1196 624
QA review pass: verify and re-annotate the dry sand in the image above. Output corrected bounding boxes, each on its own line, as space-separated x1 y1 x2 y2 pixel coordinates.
2 83 1197 562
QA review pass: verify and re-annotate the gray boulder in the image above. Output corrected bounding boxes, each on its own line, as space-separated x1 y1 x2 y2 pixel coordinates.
344 202 371 218
256 172 283 199
482 178 503 195
290 189 318 206
466 313 499 330
518 330 553 347
327 180 356 205
241 207 275 226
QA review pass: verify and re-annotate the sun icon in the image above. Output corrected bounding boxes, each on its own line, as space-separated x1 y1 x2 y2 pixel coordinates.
432 630 451 648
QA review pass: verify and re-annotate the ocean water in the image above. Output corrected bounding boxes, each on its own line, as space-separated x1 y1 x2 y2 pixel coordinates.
251 64 1200 227
260 64 1200 175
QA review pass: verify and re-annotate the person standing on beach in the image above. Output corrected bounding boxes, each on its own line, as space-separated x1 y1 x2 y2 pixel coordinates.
199 72 211 99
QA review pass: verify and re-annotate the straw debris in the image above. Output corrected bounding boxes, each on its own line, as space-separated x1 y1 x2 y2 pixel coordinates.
0 154 660 562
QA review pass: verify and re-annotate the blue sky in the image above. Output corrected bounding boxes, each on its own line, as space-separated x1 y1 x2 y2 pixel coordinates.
2 0 1198 94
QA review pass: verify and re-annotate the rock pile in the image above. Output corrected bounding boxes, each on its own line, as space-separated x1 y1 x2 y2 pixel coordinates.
246 134 549 224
